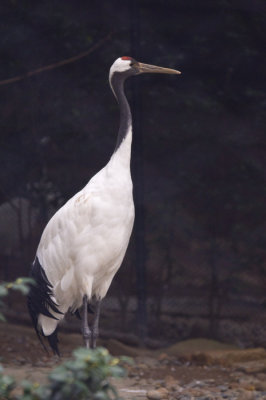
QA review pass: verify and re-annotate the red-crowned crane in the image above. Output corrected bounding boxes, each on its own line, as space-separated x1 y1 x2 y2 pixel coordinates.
27 57 181 355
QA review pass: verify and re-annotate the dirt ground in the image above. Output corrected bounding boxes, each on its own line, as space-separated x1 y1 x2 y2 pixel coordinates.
1 322 266 399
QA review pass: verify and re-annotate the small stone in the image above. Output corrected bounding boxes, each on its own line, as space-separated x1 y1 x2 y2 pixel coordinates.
172 384 183 393
176 395 193 400
154 380 165 389
189 388 205 397
173 359 183 366
147 388 169 399
164 375 179 389
186 379 205 388
205 379 215 384
217 384 228 392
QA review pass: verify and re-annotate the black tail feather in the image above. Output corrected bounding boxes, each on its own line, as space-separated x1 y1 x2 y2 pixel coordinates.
47 328 60 356
27 256 63 355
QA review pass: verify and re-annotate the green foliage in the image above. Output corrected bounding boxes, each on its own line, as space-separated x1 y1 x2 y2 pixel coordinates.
0 278 128 399
0 365 16 399
0 347 128 400
42 347 126 400
0 277 34 321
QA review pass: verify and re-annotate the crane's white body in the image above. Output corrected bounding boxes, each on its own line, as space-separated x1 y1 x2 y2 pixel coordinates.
28 57 180 351
37 129 134 336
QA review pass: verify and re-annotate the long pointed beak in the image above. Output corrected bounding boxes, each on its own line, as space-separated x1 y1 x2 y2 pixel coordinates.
137 62 181 75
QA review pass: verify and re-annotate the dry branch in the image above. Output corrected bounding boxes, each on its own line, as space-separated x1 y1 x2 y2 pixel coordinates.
0 32 112 87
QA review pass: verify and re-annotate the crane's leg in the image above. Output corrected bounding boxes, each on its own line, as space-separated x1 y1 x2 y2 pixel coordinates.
81 294 91 348
91 300 101 349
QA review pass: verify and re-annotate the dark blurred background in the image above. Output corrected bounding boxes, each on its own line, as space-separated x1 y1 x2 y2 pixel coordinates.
0 0 265 348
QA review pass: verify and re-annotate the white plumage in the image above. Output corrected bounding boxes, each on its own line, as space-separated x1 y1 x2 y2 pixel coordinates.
37 136 134 335
28 56 180 354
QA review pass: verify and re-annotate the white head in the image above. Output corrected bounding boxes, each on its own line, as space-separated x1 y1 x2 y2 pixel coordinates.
109 56 181 98
109 56 181 80
109 57 138 87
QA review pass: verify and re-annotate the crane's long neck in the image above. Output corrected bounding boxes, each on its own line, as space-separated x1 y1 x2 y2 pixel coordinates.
109 73 132 170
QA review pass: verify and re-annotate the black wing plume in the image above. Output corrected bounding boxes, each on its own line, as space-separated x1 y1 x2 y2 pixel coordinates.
27 256 62 355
